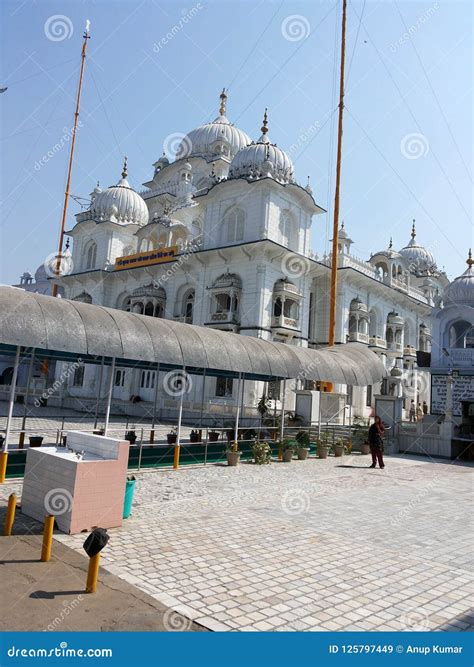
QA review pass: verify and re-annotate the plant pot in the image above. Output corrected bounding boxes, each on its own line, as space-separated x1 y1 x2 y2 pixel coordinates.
190 434 201 443
226 451 241 467
334 444 344 457
209 432 220 442
297 447 309 461
318 446 329 459
282 449 293 463
360 443 370 455
29 436 43 448
167 434 177 445
125 435 137 445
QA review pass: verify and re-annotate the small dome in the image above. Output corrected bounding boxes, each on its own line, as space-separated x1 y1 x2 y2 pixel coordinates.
229 109 294 184
176 90 251 161
370 237 401 261
91 158 149 226
212 271 242 289
350 296 367 312
444 250 474 306
387 311 404 326
399 221 437 275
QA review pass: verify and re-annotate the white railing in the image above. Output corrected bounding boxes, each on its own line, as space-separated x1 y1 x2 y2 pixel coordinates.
271 315 300 330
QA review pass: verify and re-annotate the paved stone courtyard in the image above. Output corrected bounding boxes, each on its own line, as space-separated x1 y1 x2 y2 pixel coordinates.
2 453 472 632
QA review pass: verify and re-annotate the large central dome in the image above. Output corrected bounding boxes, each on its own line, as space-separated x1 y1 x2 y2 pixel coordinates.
176 90 251 161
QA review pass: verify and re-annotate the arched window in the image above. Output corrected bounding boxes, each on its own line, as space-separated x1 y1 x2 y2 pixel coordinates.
279 211 296 250
183 290 194 323
273 297 282 317
449 320 474 348
85 242 97 270
224 208 245 243
369 310 378 338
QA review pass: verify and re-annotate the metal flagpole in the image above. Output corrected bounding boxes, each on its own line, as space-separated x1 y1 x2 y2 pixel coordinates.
328 0 347 347
52 20 91 297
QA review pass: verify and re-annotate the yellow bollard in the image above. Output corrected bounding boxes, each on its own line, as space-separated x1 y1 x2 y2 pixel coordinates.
149 429 155 444
86 553 101 593
173 444 180 470
41 515 55 562
0 451 8 484
3 493 17 536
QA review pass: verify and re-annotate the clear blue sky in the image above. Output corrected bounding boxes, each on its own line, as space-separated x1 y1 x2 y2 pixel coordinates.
1 0 472 284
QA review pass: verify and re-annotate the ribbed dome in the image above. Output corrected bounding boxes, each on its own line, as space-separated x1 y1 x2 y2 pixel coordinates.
176 90 251 161
229 109 294 183
399 221 437 275
444 251 474 306
91 159 149 227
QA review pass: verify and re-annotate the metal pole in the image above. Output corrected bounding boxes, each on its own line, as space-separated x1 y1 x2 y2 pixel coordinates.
52 22 91 297
150 363 160 444
4 346 21 454
104 358 116 436
19 349 35 448
93 357 105 430
279 379 287 442
233 373 242 445
199 369 206 429
173 367 186 470
317 389 322 441
328 0 347 346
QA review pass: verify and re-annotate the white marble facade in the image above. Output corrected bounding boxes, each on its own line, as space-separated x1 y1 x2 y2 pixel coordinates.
41 90 461 421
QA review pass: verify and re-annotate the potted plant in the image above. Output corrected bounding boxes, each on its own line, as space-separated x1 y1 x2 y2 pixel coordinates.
317 431 330 459
280 439 295 463
333 437 344 458
167 427 177 444
226 441 241 466
251 440 271 465
257 393 270 439
295 431 310 460
208 430 220 442
29 436 44 447
189 429 201 443
0 435 5 448
125 429 137 445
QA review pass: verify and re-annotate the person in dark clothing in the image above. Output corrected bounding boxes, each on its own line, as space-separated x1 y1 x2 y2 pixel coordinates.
368 415 385 469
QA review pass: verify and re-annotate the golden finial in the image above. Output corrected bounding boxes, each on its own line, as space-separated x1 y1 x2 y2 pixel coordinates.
467 248 473 268
411 219 416 239
122 156 128 179
219 88 227 116
261 108 268 135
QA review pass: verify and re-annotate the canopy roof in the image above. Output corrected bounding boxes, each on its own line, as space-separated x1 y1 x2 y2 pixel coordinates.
0 286 386 385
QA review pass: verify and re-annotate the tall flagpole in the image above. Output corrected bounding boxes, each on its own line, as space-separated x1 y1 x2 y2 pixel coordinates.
328 0 347 346
52 20 91 297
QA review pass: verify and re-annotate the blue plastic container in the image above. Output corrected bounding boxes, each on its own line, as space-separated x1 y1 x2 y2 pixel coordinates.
123 477 136 519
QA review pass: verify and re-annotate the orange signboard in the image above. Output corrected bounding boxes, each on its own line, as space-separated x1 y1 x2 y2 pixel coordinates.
115 246 177 271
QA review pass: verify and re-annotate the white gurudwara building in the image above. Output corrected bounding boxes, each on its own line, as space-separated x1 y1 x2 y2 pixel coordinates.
13 91 464 424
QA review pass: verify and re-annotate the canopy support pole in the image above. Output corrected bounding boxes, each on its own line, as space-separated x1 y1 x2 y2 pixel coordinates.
1 346 21 482
174 367 186 469
279 379 287 442
150 362 160 443
93 357 105 430
104 357 115 437
199 369 206 431
233 373 242 447
19 348 35 448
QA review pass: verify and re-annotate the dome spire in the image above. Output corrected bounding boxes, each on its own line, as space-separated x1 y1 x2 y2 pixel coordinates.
261 108 269 136
121 156 128 180
219 88 227 116
389 237 393 249
411 219 416 239
467 248 473 268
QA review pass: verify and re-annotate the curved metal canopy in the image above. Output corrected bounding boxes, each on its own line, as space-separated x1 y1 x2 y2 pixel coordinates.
0 286 386 385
